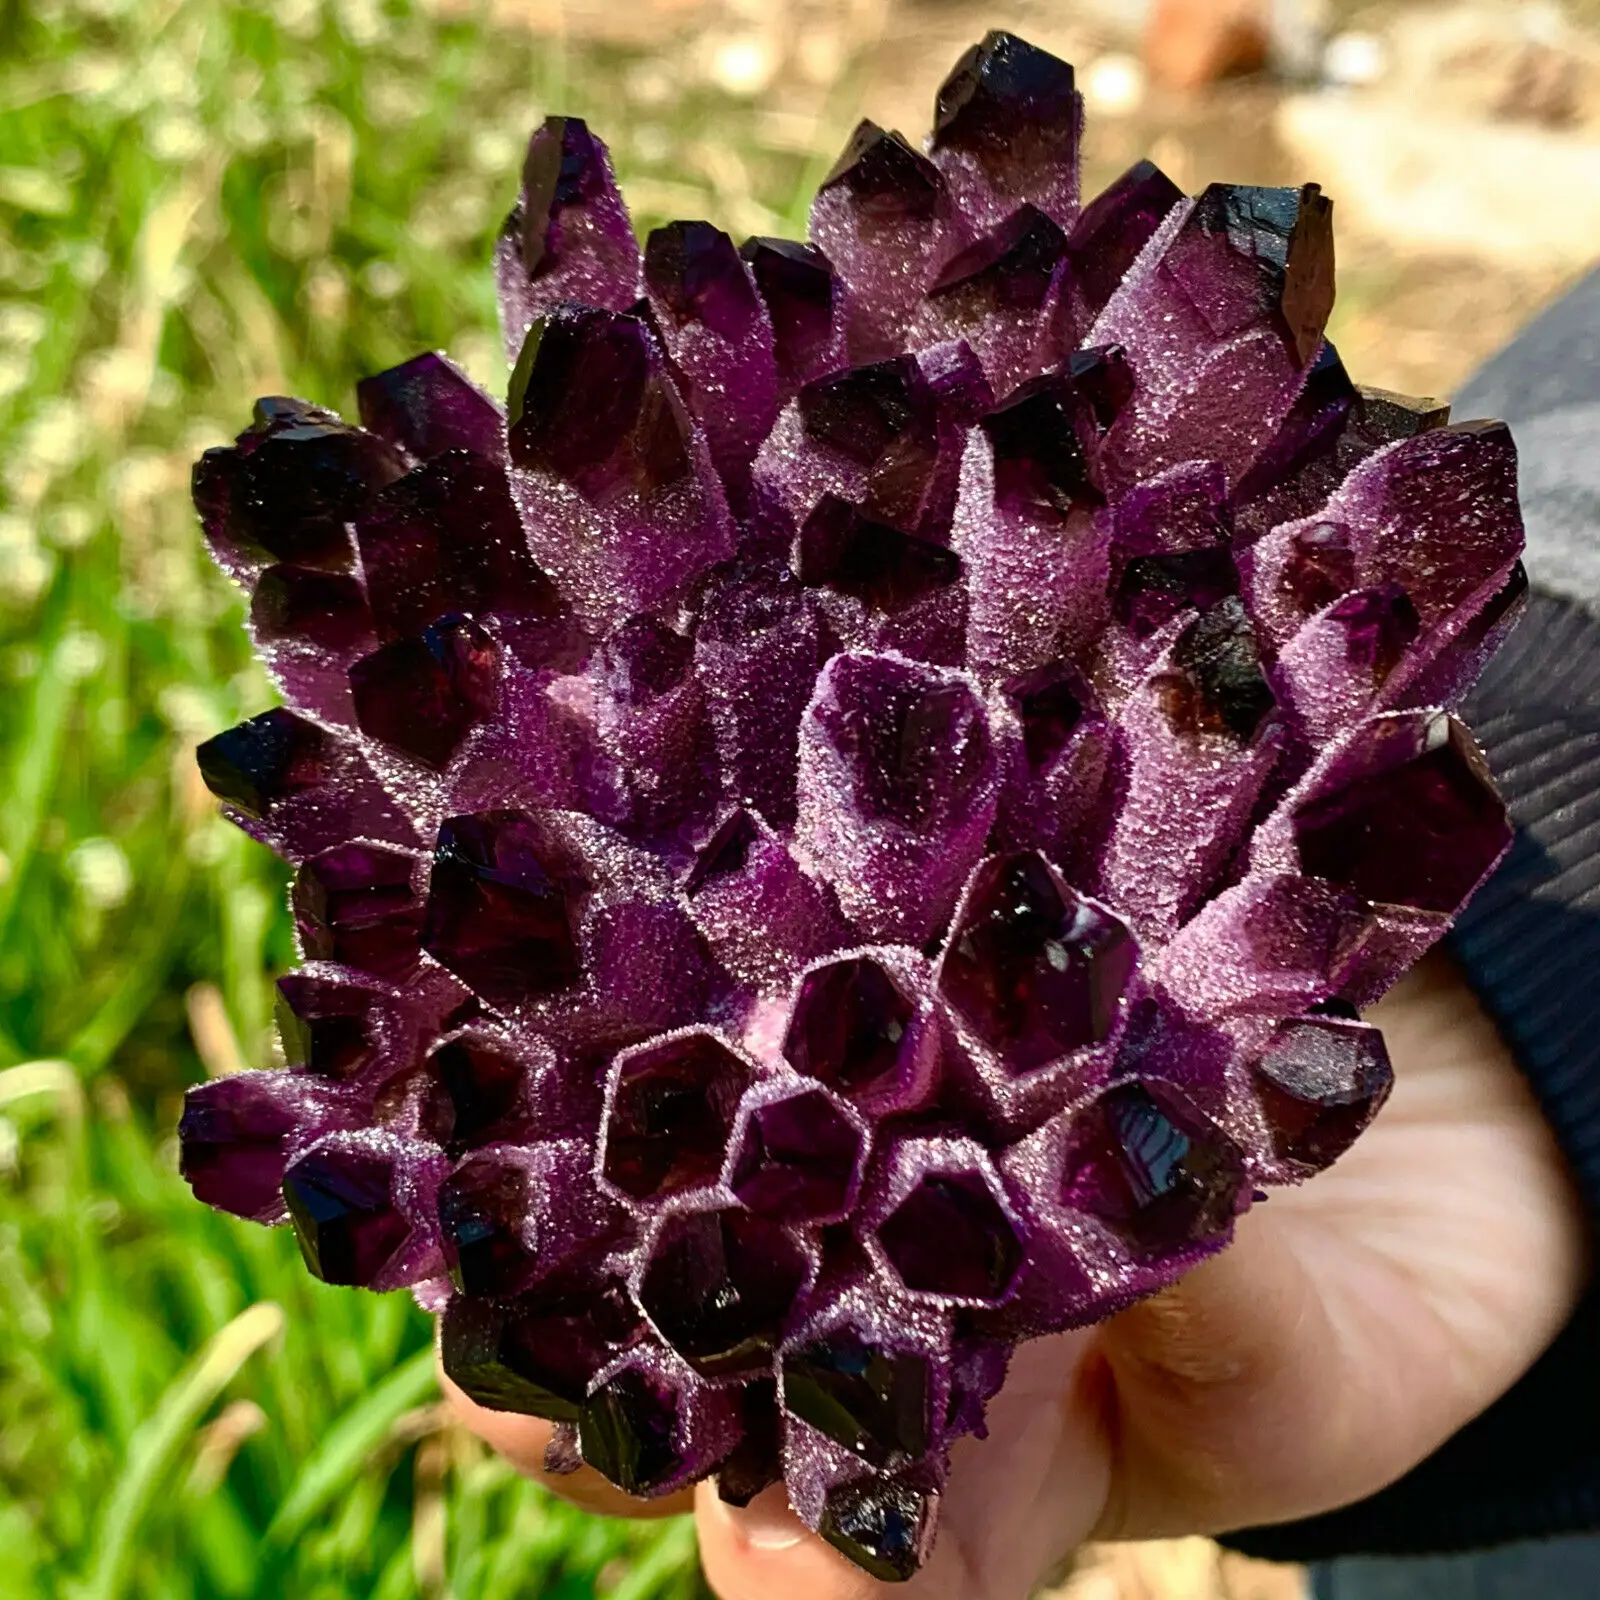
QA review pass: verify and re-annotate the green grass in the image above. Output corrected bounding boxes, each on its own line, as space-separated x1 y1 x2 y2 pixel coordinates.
0 0 835 1591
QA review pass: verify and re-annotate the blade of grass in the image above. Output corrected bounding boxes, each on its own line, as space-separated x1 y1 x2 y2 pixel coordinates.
76 1301 285 1600
266 1343 438 1545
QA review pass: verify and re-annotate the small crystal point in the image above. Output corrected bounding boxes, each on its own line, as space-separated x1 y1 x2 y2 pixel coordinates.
1164 596 1276 743
819 1476 937 1584
281 1140 413 1287
349 613 500 769
877 1171 1021 1302
741 236 836 379
728 1085 866 1222
1254 1015 1393 1171
1060 1081 1245 1253
508 305 691 505
197 708 329 819
820 122 945 221
356 352 504 463
645 220 762 342
782 1330 930 1466
933 31 1078 160
784 956 915 1100
293 842 423 981
520 116 612 273
1065 159 1183 321
579 1367 685 1495
638 1208 809 1375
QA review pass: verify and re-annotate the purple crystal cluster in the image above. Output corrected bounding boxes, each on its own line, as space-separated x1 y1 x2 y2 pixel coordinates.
180 32 1524 1580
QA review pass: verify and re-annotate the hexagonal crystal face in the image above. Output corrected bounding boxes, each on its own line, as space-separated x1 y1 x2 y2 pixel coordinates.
782 957 915 1101
940 852 1136 1072
638 1208 809 1376
877 1171 1021 1302
727 1086 866 1223
819 1475 936 1584
600 1032 755 1202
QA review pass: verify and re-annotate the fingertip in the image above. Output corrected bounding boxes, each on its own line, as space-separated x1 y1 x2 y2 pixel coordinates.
695 1482 885 1600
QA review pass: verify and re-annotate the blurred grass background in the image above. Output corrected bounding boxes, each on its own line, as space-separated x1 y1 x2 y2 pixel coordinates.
0 0 1591 1594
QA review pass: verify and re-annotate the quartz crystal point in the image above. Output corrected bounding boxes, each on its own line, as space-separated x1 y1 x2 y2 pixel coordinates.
181 33 1524 1581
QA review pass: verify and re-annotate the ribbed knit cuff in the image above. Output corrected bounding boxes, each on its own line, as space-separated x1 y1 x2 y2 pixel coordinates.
1223 589 1600 1562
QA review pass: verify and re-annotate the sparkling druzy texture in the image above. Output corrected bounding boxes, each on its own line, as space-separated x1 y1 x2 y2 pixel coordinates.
180 30 1525 1581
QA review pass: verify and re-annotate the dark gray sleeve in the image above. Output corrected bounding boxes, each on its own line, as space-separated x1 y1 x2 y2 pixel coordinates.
1454 266 1600 611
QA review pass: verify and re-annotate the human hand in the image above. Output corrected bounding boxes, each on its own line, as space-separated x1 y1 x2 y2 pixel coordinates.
445 950 1588 1599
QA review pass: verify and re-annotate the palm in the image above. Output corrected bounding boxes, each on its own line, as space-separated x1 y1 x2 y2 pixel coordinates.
448 954 1587 1600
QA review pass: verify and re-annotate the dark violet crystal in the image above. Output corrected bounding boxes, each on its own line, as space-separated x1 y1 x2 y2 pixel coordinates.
928 204 1066 312
421 811 585 1005
717 1379 783 1507
275 974 380 1079
251 566 376 654
729 1086 865 1221
877 1172 1021 1302
645 221 761 342
1254 1015 1393 1171
1293 712 1511 914
940 852 1136 1071
799 357 922 466
438 1154 534 1296
1060 1081 1245 1253
356 352 504 463
520 116 611 276
442 1287 640 1421
293 842 422 980
638 1208 808 1375
429 1035 524 1147
813 653 992 831
819 1476 935 1583
1006 662 1089 770
579 1368 683 1496
819 122 944 222
741 237 834 375
783 957 915 1099
981 372 1099 513
355 449 567 650
508 304 690 505
1114 548 1239 639
1066 160 1183 321
282 1141 411 1287
197 708 329 819
349 613 500 769
933 30 1078 169
600 1032 754 1201
796 496 960 612
783 1331 930 1467
1328 584 1421 683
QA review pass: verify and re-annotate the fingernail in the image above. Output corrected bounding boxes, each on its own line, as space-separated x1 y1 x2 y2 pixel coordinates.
717 1483 806 1550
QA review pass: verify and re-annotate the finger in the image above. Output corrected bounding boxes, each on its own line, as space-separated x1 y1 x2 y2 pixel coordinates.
440 1367 694 1519
697 1483 887 1600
